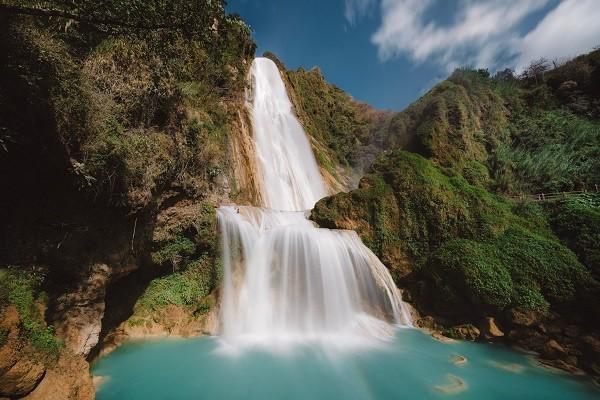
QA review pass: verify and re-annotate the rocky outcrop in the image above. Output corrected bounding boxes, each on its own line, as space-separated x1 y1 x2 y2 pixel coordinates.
53 264 110 357
480 317 504 340
24 353 94 400
444 324 480 341
0 308 46 398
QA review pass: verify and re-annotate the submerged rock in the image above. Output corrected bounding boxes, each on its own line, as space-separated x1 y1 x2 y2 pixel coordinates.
433 374 468 394
489 360 526 373
450 354 468 366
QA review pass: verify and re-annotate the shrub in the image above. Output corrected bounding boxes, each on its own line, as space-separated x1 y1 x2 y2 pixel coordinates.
0 268 62 358
427 239 513 311
543 194 600 276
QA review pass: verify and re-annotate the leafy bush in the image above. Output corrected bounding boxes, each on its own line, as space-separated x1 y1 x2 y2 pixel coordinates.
427 239 513 310
543 194 600 276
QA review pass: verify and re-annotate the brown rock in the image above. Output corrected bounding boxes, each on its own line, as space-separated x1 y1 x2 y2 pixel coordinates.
480 317 504 340
24 352 94 400
53 263 110 356
445 324 480 341
0 307 47 397
0 357 45 397
543 339 567 359
563 325 581 339
506 308 538 327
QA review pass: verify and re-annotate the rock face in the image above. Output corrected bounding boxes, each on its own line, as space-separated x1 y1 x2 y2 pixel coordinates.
445 324 481 341
24 353 94 400
53 263 111 356
0 307 46 398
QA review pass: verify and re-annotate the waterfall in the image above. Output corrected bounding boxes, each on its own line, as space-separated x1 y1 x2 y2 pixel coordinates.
218 58 411 348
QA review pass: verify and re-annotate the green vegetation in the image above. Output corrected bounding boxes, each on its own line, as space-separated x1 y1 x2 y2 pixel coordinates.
132 255 220 318
312 151 598 319
543 194 600 276
355 51 600 195
1 1 254 210
0 268 61 358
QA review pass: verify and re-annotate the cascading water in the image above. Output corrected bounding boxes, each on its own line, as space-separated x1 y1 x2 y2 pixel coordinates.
218 58 412 348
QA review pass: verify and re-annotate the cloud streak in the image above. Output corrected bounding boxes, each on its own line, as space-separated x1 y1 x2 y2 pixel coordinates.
344 0 376 25
370 0 600 72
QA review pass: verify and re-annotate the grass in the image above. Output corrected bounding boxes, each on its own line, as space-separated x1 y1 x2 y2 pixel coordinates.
132 255 220 318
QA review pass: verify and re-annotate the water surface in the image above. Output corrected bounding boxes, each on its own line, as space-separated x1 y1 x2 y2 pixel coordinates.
93 329 598 400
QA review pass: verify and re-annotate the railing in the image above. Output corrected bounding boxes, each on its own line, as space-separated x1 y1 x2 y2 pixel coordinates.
509 185 599 202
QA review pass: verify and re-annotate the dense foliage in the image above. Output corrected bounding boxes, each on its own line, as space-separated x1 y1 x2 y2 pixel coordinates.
363 51 600 195
0 1 254 211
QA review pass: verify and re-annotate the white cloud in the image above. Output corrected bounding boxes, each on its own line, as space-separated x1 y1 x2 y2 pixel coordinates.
515 0 600 71
369 0 600 72
344 0 376 25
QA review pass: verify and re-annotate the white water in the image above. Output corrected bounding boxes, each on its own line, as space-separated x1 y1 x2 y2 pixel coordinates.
218 58 411 349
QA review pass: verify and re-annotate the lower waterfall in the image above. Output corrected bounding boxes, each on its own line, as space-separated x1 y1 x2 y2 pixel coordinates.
217 57 412 348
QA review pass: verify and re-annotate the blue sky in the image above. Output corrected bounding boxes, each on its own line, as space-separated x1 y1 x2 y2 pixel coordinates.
227 0 600 111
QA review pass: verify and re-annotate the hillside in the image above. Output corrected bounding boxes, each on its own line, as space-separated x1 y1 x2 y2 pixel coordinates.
310 51 600 376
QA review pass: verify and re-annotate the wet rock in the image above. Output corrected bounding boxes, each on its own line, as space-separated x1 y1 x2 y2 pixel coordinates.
480 317 504 340
563 325 581 339
538 359 584 375
450 354 467 366
431 332 456 344
444 324 480 341
543 339 567 359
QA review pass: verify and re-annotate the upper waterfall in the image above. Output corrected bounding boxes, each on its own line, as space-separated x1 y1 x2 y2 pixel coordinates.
248 58 327 211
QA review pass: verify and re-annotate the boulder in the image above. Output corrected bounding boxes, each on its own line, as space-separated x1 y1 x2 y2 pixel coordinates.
445 324 480 341
24 353 94 400
506 308 538 328
0 307 47 397
480 317 504 340
543 339 567 359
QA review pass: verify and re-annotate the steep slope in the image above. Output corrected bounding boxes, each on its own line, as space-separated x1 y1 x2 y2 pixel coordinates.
311 151 600 375
310 52 600 376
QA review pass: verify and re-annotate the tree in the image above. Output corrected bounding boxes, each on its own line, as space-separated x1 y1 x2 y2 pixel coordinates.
0 0 227 38
521 57 550 84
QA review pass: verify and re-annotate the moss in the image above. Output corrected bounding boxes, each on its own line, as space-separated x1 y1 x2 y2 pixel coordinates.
495 227 588 305
427 239 513 311
0 268 62 358
543 194 600 276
